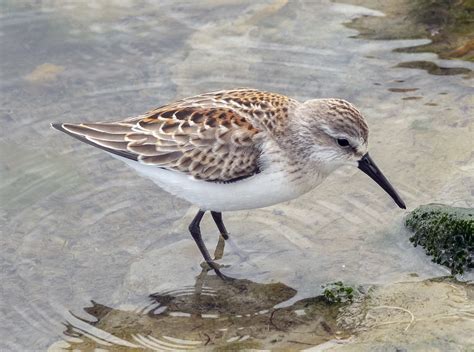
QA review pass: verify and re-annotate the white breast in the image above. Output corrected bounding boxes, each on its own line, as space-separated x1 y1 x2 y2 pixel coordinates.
111 154 325 212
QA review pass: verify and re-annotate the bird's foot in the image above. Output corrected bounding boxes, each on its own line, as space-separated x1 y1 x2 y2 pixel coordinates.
221 232 229 240
200 261 233 281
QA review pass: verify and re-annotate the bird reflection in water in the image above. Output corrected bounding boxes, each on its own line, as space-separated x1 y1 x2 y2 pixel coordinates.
59 238 350 350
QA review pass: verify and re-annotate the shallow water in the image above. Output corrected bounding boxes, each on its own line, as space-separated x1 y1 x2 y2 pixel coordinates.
0 0 473 350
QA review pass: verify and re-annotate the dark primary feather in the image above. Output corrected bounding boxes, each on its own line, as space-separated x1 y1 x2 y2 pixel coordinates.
51 122 138 161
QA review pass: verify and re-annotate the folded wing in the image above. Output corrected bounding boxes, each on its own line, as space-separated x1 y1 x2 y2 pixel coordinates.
52 105 263 182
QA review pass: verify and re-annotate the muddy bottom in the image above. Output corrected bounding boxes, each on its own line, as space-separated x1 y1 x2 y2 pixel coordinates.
340 0 474 62
48 275 473 351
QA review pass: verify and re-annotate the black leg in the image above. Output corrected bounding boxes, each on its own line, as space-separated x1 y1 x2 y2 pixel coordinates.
211 211 229 240
189 210 227 279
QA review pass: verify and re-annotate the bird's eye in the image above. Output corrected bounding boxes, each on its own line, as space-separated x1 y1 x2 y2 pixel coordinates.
337 138 350 147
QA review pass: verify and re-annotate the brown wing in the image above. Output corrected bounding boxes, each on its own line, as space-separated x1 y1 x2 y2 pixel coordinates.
52 104 263 182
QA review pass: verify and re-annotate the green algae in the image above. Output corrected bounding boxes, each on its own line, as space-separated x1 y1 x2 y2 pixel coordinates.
405 204 474 275
322 281 357 304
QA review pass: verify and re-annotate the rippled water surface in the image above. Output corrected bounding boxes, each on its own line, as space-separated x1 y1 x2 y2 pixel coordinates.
1 0 473 350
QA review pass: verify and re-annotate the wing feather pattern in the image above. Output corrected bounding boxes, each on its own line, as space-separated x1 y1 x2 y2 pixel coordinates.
51 89 294 182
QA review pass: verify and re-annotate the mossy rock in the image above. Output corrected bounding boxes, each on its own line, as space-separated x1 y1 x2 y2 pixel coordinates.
322 281 357 304
405 204 473 275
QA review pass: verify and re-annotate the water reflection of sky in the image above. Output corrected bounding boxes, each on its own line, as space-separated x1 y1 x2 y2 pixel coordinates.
0 1 472 350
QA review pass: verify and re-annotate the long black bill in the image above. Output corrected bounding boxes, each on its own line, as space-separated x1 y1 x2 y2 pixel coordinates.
358 153 406 209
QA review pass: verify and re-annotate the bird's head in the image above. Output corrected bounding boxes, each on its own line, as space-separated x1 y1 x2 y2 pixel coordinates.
292 98 406 209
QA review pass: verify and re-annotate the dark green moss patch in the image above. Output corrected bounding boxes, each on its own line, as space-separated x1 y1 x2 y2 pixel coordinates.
322 281 357 304
405 204 473 275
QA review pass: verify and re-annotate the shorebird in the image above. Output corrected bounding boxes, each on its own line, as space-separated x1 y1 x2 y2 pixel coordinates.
52 88 406 278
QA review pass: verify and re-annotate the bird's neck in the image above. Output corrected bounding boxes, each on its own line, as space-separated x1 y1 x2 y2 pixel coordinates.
260 137 329 195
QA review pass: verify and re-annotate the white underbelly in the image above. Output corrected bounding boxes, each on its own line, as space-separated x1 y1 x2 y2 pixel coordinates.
113 155 322 212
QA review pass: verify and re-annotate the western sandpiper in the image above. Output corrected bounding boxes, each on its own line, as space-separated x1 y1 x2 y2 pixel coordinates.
52 88 406 278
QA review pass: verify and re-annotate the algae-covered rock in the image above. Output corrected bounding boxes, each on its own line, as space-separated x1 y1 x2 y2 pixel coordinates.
405 204 473 275
322 281 357 304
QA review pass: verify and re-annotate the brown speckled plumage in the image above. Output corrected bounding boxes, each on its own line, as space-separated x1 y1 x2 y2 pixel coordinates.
54 89 300 182
324 99 368 141
53 88 372 186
